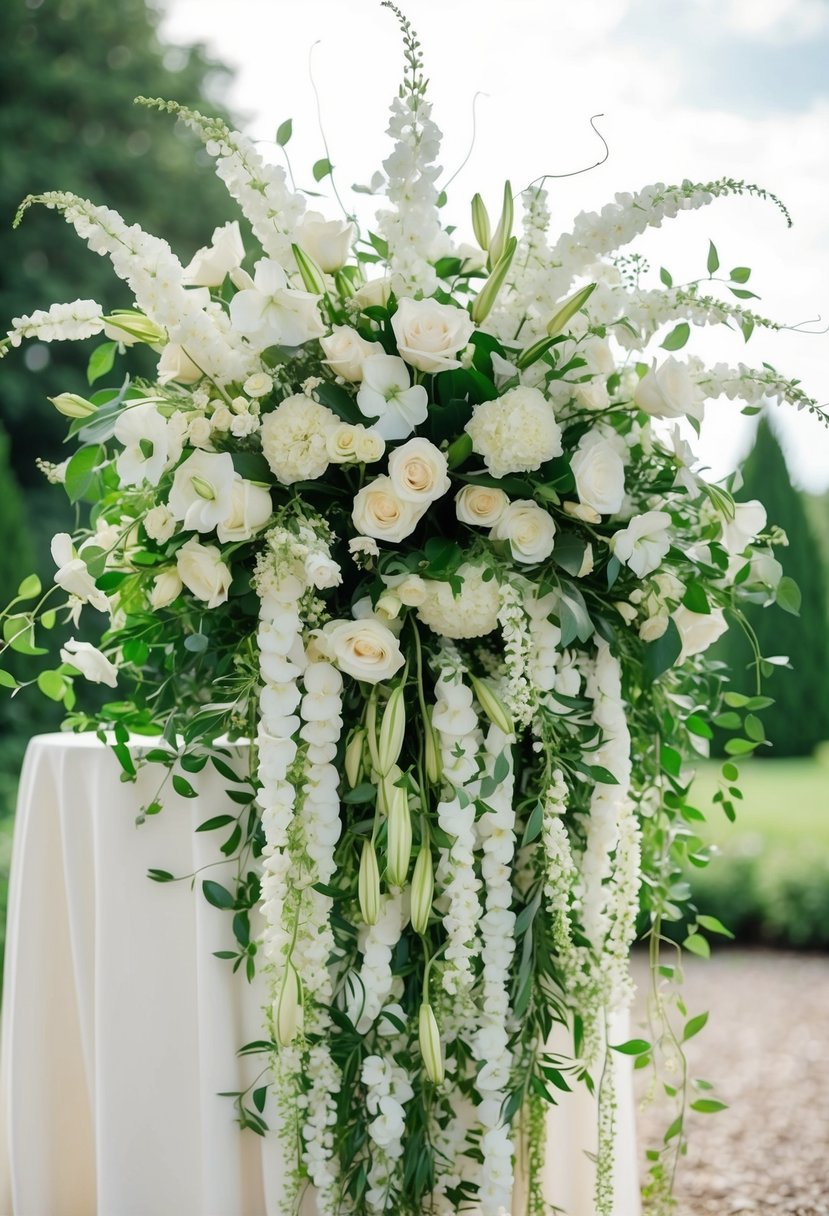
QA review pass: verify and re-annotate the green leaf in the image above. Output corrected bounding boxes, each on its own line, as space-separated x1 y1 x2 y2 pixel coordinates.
87 341 117 385
663 1115 683 1143
37 670 66 701
197 814 235 833
148 868 175 883
723 691 750 708
202 880 236 910
743 713 765 742
64 444 105 504
691 1098 728 1114
661 322 690 351
17 574 41 600
776 575 801 616
659 266 673 288
684 932 711 958
645 617 682 680
312 158 333 182
521 800 543 847
697 915 735 940
686 714 713 740
706 240 720 275
611 1038 651 1056
730 266 751 283
682 1011 709 1041
276 118 293 146
342 782 376 804
729 286 760 300
724 737 757 756
3 615 47 656
713 711 742 730
681 582 710 614
172 774 198 799
252 1085 268 1114
184 633 209 654
0 670 18 690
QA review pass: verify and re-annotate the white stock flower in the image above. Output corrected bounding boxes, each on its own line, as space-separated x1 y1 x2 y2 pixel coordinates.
388 438 450 505
168 450 236 532
356 355 429 441
51 533 108 612
182 221 245 287
417 563 500 639
150 568 183 609
114 403 176 487
634 357 704 421
391 297 474 374
296 211 355 273
673 605 729 662
611 510 672 578
60 639 118 687
320 325 382 382
144 505 176 544
455 484 509 528
465 386 563 479
352 476 423 543
157 342 203 385
176 538 232 609
260 394 338 484
325 618 405 684
491 500 556 564
229 258 325 349
720 499 767 554
570 429 626 516
216 476 272 543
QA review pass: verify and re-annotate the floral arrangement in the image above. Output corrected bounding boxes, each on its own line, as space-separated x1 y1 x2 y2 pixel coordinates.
0 7 818 1214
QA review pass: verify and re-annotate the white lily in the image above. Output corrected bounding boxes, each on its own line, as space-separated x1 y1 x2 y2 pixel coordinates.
356 354 429 441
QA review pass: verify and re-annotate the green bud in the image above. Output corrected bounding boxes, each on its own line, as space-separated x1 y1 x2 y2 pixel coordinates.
471 192 491 251
470 236 517 325
469 674 514 737
410 844 434 935
190 474 216 501
385 784 412 887
377 766 401 816
424 706 442 785
358 838 381 925
274 962 303 1047
292 243 326 295
365 692 381 776
516 335 557 371
344 727 366 789
103 309 166 346
378 685 406 777
488 180 514 268
418 1002 444 1085
49 392 95 419
546 282 597 337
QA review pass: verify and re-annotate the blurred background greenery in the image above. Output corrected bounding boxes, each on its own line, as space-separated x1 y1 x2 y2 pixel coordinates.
1 0 827 976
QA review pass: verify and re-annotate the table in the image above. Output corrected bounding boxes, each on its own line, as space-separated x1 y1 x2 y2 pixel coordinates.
0 734 641 1215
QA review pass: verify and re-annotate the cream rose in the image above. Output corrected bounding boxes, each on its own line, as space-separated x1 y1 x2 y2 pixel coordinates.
352 276 393 310
144 505 176 544
455 484 509 528
351 476 423 543
490 500 556 564
304 553 343 590
216 476 272 543
320 325 382 382
391 297 475 374
325 618 405 684
387 438 450 505
354 428 385 464
176 538 232 609
150 568 183 610
673 605 729 663
157 343 202 385
570 429 626 516
296 211 355 273
634 357 704 421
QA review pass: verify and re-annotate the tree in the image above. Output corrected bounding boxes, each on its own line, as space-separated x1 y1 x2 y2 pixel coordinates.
721 418 829 756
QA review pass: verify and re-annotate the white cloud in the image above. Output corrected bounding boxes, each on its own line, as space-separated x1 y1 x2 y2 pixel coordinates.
696 0 829 42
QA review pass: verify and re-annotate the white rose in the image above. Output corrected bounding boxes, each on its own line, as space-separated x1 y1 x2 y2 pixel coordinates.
210 406 233 433
150 568 183 610
354 427 385 464
611 511 672 578
575 380 610 411
455 484 509 528
304 553 343 590
395 574 428 607
388 438 450 505
157 343 202 385
51 533 109 612
465 385 563 479
176 538 232 609
391 297 475 374
352 476 423 544
182 221 245 287
720 499 767 555
296 211 355 273
326 423 362 464
168 450 236 533
216 476 272 543
243 372 273 398
320 325 382 382
187 415 212 448
349 536 380 561
491 500 556 564
563 500 601 525
60 638 118 687
639 613 669 643
634 357 704 421
325 618 405 684
673 605 729 663
352 276 393 310
570 429 626 516
144 505 177 544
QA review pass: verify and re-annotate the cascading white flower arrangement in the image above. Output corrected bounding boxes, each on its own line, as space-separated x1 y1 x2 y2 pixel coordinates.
0 4 820 1213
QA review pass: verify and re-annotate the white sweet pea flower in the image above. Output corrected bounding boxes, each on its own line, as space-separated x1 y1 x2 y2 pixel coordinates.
356 355 429 441
611 510 672 577
673 605 729 662
176 538 232 608
352 476 424 543
182 221 245 287
720 500 767 555
51 533 109 613
320 325 383 382
324 618 405 684
113 403 176 487
216 476 272 543
387 438 449 505
490 500 556 564
295 210 355 273
168 451 236 533
229 258 325 349
570 428 626 516
60 638 118 687
455 484 509 528
634 357 704 421
391 297 475 374
157 342 203 385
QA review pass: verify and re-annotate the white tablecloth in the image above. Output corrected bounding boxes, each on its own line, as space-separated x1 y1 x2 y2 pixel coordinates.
0 734 641 1216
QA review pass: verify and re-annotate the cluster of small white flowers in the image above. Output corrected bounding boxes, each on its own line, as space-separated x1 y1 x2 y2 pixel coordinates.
497 580 534 726
487 187 562 344
525 589 562 695
7 298 103 348
361 1054 415 1212
602 799 642 1011
474 725 517 1216
694 360 819 415
609 286 771 350
346 895 406 1034
376 93 452 297
302 1042 342 1212
540 769 576 946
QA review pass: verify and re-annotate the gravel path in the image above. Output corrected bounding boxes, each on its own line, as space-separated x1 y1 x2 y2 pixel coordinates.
631 950 829 1215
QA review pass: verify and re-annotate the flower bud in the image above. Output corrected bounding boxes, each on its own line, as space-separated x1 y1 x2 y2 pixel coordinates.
546 282 597 337
49 392 95 419
418 1002 444 1085
291 243 327 295
471 193 491 251
377 767 402 816
274 962 303 1047
488 180 514 268
470 236 517 325
378 685 406 776
410 844 434 935
424 707 442 785
103 310 166 346
345 727 366 788
358 838 381 925
385 784 412 887
365 692 381 775
469 674 514 737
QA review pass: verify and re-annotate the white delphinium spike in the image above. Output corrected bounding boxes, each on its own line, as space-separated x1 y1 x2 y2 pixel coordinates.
5 298 104 351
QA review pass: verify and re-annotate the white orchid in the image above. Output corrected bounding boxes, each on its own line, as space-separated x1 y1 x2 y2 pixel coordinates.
229 257 325 349
356 355 429 441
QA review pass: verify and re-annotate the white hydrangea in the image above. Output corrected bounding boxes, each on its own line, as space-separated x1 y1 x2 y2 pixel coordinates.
260 394 338 485
416 563 500 640
465 386 563 479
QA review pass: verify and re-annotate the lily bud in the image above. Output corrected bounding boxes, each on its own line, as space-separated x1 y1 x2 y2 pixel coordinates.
488 180 514 268
516 335 557 371
103 309 166 346
292 243 327 295
274 962 303 1047
378 685 406 777
345 727 366 788
358 838 381 925
49 392 96 419
469 674 514 737
546 282 597 338
471 193 491 251
377 766 402 816
470 236 517 325
385 784 412 887
365 692 381 775
410 844 434 935
418 1002 444 1085
424 707 442 785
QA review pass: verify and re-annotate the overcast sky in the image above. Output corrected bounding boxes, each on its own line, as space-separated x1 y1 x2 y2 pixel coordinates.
159 0 829 492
